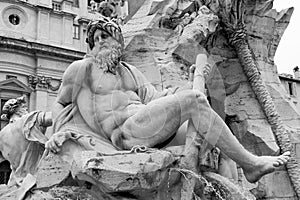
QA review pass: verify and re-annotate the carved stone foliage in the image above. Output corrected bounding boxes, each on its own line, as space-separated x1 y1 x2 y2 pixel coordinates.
28 75 61 91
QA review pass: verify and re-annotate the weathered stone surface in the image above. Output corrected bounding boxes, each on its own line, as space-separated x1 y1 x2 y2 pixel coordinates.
35 153 71 189
0 185 18 200
225 83 280 154
201 172 256 200
172 6 219 65
242 168 297 200
122 0 297 199
71 150 176 193
27 186 101 200
263 170 296 199
267 84 300 127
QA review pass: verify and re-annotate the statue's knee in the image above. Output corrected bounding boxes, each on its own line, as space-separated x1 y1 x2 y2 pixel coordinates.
184 90 208 106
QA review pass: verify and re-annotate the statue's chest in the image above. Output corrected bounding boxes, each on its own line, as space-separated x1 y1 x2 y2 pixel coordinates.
89 66 136 93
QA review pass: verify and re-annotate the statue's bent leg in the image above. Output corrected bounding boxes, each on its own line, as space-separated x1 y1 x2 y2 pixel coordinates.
115 90 200 149
115 89 237 150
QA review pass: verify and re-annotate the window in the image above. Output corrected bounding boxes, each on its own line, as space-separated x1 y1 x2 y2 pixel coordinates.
6 75 17 79
8 14 20 25
73 25 80 39
52 3 61 11
0 161 11 184
73 0 79 8
288 82 296 96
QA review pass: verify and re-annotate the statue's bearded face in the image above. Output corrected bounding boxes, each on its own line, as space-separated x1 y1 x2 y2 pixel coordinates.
91 29 123 74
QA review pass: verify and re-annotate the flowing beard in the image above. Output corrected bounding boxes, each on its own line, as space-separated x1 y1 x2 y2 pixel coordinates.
94 44 122 74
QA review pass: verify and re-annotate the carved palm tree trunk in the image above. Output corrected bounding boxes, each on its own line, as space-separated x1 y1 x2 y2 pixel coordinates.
222 17 300 198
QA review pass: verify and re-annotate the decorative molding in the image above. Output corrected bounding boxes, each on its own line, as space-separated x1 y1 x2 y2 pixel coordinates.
0 78 32 93
0 62 35 75
28 75 61 91
0 36 85 60
279 75 300 83
2 5 28 30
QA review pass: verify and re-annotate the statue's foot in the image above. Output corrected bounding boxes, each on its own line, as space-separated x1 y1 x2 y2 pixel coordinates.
243 151 290 183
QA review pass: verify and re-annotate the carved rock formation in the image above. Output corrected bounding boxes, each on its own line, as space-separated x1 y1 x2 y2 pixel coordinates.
24 149 254 200
122 0 298 199
71 150 176 193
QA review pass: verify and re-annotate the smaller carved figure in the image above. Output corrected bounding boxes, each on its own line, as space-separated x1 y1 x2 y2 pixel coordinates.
0 96 52 186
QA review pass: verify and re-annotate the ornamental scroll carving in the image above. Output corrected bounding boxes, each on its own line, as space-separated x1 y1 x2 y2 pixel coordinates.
28 75 61 91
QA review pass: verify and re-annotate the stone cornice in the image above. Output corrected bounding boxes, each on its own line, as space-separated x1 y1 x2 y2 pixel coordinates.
78 17 91 24
279 75 300 84
35 5 77 17
1 0 36 10
0 36 85 60
0 78 32 94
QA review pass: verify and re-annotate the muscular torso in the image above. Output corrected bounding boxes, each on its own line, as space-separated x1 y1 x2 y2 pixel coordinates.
75 60 144 138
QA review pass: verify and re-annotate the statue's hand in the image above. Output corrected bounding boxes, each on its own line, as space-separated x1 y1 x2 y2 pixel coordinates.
45 131 71 153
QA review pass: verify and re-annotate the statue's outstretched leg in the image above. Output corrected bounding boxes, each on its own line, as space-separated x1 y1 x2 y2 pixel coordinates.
119 89 290 183
188 90 290 183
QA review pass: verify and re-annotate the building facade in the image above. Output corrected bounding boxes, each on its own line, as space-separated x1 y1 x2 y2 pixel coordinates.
0 0 103 184
279 68 300 112
0 0 104 119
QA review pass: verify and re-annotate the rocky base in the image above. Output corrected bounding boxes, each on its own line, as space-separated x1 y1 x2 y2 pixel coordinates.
1 149 255 200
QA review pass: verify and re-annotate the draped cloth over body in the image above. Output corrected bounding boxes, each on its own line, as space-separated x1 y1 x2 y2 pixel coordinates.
0 111 49 186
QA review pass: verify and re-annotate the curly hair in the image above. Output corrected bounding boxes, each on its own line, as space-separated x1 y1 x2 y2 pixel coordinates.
85 16 124 50
1 96 26 121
